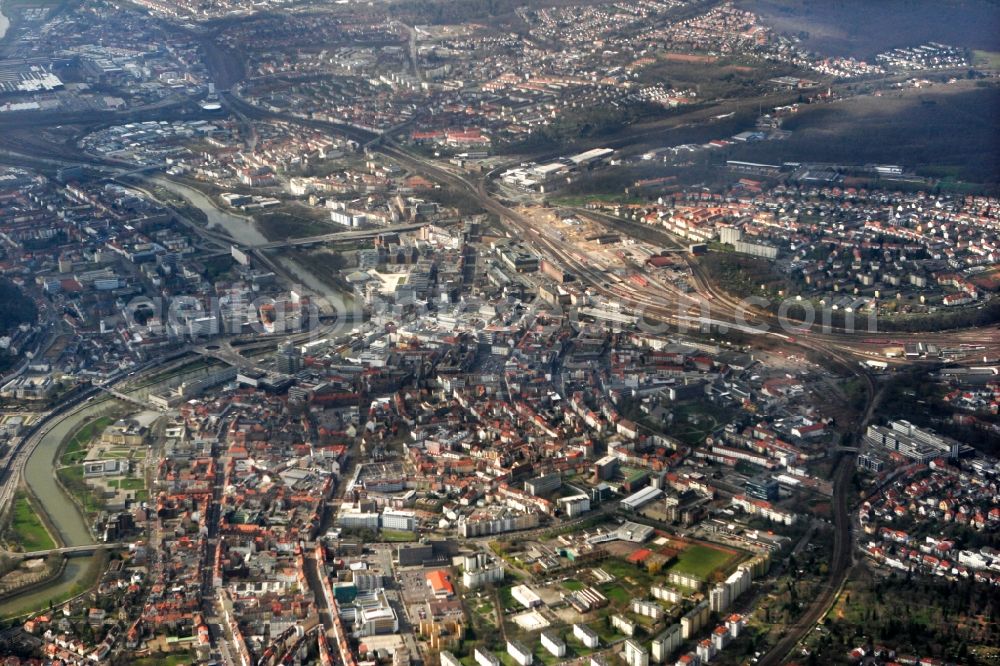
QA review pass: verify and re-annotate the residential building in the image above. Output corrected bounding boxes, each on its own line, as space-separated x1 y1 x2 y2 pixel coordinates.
623 639 650 666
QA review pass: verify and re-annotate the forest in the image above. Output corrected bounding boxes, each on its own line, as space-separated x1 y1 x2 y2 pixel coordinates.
878 368 1000 457
0 279 37 336
811 568 1000 664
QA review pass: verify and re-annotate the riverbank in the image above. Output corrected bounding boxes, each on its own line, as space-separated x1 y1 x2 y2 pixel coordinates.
0 550 108 621
7 491 58 552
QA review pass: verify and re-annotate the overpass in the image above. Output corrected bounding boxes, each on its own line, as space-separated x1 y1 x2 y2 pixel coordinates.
251 222 429 250
110 163 166 179
7 542 128 560
193 346 269 374
94 384 167 412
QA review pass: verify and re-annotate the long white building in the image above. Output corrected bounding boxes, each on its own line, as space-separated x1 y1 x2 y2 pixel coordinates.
475 647 500 666
574 623 600 649
541 630 566 658
652 624 682 663
507 639 533 666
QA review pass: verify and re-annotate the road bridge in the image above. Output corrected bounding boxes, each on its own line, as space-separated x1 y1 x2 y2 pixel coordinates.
109 164 166 179
250 222 429 250
94 384 166 412
6 542 128 560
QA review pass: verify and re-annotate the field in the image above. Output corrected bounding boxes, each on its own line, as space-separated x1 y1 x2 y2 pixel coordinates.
7 494 56 552
668 544 737 581
283 248 352 296
973 50 1000 70
256 209 333 242
740 0 1000 59
636 54 806 101
728 85 1000 187
550 193 645 207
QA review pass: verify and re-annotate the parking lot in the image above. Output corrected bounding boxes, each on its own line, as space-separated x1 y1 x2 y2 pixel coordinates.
399 568 436 605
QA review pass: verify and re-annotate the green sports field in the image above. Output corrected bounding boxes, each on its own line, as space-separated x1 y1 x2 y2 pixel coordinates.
668 544 736 580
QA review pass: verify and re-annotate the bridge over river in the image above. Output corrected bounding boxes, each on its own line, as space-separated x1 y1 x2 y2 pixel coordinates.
5 543 128 561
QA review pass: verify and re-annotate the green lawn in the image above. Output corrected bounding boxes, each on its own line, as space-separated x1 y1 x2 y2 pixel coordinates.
56 465 104 514
562 579 585 592
107 478 143 490
133 655 193 666
8 494 55 551
120 478 145 490
498 584 515 610
566 632 596 657
534 639 578 666
596 620 628 645
600 558 653 587
379 529 417 542
601 584 631 606
104 450 131 459
60 416 114 465
498 653 520 666
668 544 735 581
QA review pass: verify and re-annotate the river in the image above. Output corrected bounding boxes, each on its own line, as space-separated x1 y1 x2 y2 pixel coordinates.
150 177 353 312
151 176 269 246
0 400 119 618
0 362 222 617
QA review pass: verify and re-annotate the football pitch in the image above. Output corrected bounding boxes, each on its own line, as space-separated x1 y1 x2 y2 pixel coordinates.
668 544 738 580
